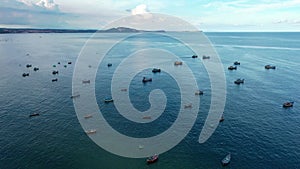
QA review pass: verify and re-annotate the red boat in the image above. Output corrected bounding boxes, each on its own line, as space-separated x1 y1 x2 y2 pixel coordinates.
147 154 158 164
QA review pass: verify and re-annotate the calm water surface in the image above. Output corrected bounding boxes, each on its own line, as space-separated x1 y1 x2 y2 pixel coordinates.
0 32 299 169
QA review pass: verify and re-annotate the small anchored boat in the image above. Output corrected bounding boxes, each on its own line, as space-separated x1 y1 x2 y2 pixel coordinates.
52 70 59 75
219 115 224 122
121 88 127 92
283 101 294 108
234 78 244 84
152 68 161 73
234 61 240 65
228 66 237 70
147 154 159 164
85 129 96 134
84 114 93 119
142 116 152 119
202 55 210 59
184 103 192 109
26 64 32 68
29 113 39 117
195 90 204 95
82 80 90 84
192 55 198 58
22 73 29 77
142 77 152 83
68 61 72 64
265 65 276 69
174 61 183 65
221 153 231 166
70 94 80 99
33 67 39 71
107 63 112 67
104 98 114 103
52 78 58 82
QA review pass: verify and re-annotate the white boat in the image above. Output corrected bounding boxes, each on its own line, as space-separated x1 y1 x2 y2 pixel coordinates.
85 129 96 134
221 153 231 166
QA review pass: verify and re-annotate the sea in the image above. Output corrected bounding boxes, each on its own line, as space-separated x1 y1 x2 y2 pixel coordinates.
0 32 299 169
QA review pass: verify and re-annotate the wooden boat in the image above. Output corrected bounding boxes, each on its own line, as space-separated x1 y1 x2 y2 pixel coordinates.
33 67 39 71
68 61 72 64
228 66 237 70
52 78 58 82
265 65 276 69
26 64 32 68
234 78 244 84
152 68 161 73
147 154 159 164
29 113 40 117
202 55 210 59
107 63 112 67
104 98 114 103
22 73 29 77
234 61 240 65
192 55 198 58
174 61 183 65
142 77 152 83
283 101 294 108
221 153 231 166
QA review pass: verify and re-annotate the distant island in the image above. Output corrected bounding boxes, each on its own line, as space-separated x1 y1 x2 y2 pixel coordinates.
0 27 165 34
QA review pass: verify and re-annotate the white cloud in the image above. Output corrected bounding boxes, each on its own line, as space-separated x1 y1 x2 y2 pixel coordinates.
36 0 59 10
131 4 148 15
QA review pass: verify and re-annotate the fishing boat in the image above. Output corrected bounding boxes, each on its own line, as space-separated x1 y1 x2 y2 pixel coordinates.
265 65 276 69
142 77 152 83
184 103 192 109
195 90 204 95
84 114 93 119
192 55 198 58
85 129 96 134
104 98 114 103
234 78 244 84
70 94 80 99
52 70 59 75
202 55 210 59
152 68 161 73
228 66 237 70
22 73 29 77
221 153 231 166
52 78 58 82
82 80 90 84
29 113 39 117
234 61 240 65
174 61 183 65
283 101 294 108
219 115 224 122
147 154 159 164
107 63 112 67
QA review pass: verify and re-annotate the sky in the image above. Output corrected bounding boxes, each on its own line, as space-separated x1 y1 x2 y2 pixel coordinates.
0 0 300 31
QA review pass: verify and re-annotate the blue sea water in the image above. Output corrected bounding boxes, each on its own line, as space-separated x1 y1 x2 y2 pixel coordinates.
0 32 300 169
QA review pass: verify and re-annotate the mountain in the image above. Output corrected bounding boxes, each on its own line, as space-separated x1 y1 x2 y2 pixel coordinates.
0 27 165 34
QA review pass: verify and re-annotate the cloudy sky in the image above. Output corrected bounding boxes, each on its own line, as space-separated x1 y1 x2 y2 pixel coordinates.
0 0 300 31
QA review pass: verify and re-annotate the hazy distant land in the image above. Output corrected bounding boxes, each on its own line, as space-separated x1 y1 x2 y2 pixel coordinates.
0 27 165 34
